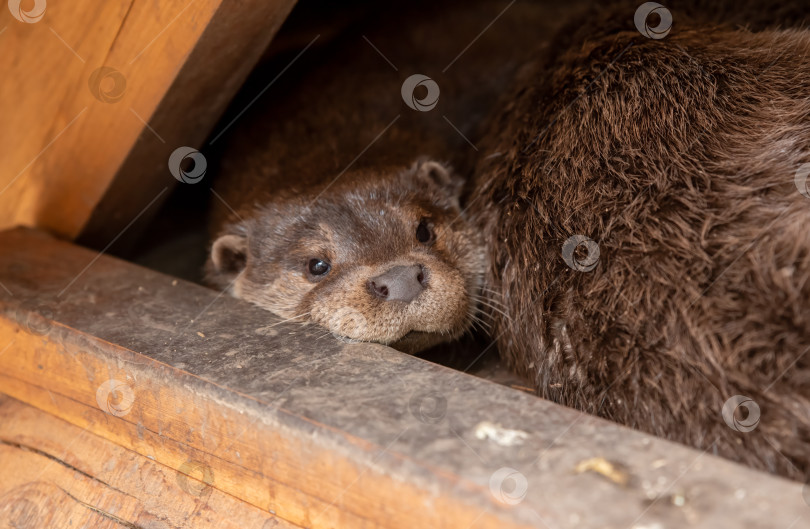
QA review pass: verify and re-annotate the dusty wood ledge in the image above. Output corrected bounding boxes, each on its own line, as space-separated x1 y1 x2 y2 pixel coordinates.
0 227 807 529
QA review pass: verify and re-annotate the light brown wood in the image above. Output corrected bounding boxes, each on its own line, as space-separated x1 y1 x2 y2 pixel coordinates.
0 395 298 528
0 0 296 242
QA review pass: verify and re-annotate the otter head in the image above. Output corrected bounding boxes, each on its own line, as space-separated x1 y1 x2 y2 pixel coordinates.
206 158 485 353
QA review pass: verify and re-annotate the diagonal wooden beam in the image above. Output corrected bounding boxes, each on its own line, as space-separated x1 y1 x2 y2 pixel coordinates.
0 0 297 244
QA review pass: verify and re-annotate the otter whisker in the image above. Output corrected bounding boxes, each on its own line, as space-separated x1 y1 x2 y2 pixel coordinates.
314 329 339 342
469 296 512 322
465 305 493 332
476 287 508 305
470 295 508 312
474 290 508 309
265 312 312 329
468 315 492 333
467 301 497 322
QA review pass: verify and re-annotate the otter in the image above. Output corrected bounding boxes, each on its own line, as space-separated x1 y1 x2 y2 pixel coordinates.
206 160 485 353
472 0 810 479
204 0 582 354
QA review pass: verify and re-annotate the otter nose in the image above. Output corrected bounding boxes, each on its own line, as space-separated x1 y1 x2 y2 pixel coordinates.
368 265 427 302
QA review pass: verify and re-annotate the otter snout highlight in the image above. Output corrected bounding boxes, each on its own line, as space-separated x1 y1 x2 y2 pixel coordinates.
368 264 427 302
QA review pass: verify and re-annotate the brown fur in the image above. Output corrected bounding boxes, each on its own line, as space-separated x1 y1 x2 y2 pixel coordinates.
473 1 810 479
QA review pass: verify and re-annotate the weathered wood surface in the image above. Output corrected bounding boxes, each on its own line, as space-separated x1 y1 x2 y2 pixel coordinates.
0 227 808 528
0 395 297 528
0 0 296 243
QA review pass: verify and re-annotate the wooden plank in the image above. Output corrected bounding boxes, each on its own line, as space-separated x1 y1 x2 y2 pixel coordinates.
0 0 296 241
0 227 808 529
0 394 298 528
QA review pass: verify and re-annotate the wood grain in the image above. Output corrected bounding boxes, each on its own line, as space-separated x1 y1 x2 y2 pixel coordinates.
0 0 296 243
0 227 808 529
0 395 298 528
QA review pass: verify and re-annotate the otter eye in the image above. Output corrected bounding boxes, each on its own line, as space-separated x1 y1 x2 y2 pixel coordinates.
416 218 434 244
307 258 331 277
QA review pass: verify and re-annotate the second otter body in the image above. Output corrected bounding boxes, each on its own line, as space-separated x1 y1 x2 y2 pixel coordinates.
473 1 810 479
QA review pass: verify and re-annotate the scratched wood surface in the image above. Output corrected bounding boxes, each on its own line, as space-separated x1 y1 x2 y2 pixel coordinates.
0 227 808 528
0 0 296 243
0 395 297 529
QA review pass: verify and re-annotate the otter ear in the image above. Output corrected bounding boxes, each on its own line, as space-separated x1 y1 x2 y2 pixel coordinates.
210 234 248 280
410 158 463 208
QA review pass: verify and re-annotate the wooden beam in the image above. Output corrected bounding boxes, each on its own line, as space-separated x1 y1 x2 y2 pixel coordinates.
0 227 807 528
0 0 296 241
0 395 298 528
